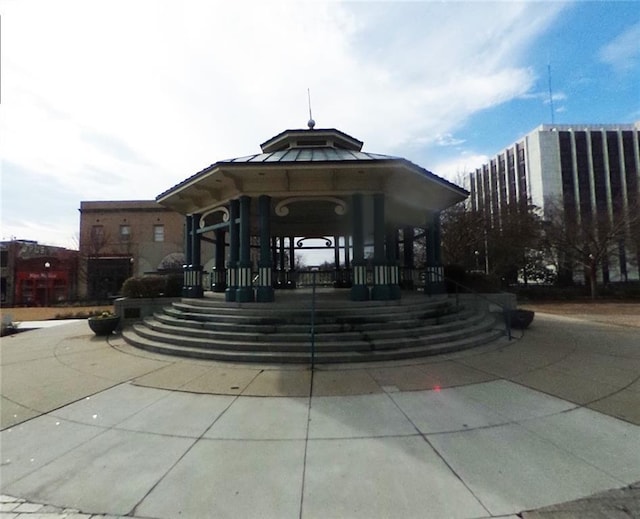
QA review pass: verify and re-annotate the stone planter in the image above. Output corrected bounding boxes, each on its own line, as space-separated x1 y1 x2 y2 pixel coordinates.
88 316 120 336
509 309 535 329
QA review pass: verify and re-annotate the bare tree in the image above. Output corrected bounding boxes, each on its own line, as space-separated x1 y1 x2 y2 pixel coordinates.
440 201 547 285
440 202 486 269
544 199 640 298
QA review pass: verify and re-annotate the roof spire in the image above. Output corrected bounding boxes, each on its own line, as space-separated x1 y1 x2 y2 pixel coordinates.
307 88 316 129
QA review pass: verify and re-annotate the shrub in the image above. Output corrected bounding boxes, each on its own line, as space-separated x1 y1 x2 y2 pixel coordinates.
164 273 183 297
121 274 182 298
444 264 467 292
121 277 146 298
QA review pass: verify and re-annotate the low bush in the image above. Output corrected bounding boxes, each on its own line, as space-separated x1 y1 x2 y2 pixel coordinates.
163 273 183 297
121 274 182 298
515 282 640 301
443 266 501 293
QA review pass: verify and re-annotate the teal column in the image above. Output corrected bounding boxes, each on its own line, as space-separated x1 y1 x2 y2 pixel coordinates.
211 229 226 292
184 216 193 265
286 236 296 288
425 212 445 295
182 215 193 297
225 200 239 302
350 193 369 300
183 214 203 297
236 195 254 302
371 194 390 300
386 227 401 300
256 195 274 302
278 237 286 287
402 226 415 289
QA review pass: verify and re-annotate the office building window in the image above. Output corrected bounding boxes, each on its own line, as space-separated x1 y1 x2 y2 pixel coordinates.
559 132 575 207
607 132 622 203
154 224 165 242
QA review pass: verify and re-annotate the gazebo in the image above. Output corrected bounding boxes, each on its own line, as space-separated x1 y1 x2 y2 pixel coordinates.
156 123 468 303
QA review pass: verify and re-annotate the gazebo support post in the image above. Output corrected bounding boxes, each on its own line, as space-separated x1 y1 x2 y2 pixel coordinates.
387 227 401 300
225 200 239 302
333 235 340 287
287 236 296 288
344 235 351 286
350 194 369 300
236 195 255 302
183 214 203 298
211 229 226 292
371 194 390 301
425 211 445 295
256 195 275 302
278 237 286 287
402 226 415 289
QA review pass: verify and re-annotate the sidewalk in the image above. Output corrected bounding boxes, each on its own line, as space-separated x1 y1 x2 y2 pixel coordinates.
1 309 639 518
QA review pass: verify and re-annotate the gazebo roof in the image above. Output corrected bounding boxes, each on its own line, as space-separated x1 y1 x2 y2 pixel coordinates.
156 127 468 224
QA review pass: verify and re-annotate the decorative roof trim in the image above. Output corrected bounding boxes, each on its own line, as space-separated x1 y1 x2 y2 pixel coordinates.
260 128 363 153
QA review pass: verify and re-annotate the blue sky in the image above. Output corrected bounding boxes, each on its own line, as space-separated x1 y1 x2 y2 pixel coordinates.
1 0 639 249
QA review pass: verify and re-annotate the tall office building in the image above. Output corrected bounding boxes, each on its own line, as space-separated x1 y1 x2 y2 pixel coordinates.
468 123 640 283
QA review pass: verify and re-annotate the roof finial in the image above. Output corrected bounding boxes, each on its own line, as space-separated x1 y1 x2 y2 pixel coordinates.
307 88 315 129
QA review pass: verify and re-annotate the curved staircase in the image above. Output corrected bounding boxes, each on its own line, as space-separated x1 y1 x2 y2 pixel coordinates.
122 291 504 363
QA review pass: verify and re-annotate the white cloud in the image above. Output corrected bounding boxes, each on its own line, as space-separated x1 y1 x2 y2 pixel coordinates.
434 134 466 147
598 20 640 73
1 0 567 247
431 154 490 183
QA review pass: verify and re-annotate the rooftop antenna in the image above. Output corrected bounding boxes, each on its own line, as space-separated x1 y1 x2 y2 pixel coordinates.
547 63 555 125
307 88 316 129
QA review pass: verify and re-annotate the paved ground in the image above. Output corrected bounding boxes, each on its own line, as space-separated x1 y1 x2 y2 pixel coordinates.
1 303 639 518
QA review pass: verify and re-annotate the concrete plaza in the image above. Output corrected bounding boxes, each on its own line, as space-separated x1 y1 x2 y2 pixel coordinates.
1 307 639 518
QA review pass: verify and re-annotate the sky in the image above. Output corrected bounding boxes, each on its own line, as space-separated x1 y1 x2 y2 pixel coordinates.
2 0 639 250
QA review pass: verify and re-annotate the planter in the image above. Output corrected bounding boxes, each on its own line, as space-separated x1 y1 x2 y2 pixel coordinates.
88 316 120 336
509 309 535 329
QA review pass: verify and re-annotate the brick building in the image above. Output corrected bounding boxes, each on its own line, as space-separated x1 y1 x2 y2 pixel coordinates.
78 201 184 299
1 240 79 306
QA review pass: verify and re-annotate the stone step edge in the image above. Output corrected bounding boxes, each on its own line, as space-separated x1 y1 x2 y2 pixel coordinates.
122 328 503 363
129 315 497 352
143 311 488 342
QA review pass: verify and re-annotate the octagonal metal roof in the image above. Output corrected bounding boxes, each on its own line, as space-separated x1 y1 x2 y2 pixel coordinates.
156 127 468 221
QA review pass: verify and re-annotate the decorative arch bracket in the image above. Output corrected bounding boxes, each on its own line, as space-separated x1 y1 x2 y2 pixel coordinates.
200 206 230 228
275 196 347 217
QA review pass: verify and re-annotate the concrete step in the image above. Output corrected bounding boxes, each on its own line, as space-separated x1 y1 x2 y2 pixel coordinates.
122 327 503 363
122 293 504 363
166 302 459 325
152 306 478 334
129 313 496 353
145 309 486 343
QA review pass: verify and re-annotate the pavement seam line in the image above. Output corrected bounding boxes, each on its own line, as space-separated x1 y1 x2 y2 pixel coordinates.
298 365 314 519
381 386 493 517
127 388 244 517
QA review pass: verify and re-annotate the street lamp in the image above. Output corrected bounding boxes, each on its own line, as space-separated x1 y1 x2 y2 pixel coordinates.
44 262 51 306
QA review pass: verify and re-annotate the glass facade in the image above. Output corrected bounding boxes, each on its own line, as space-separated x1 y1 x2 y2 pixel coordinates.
469 124 640 284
